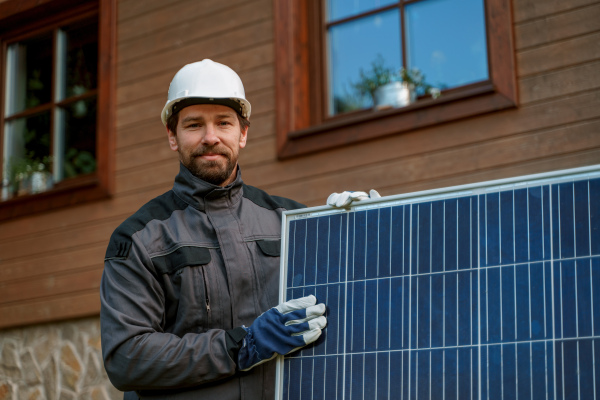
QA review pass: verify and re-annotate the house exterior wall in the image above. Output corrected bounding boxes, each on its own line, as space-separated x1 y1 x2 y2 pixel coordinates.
0 0 599 398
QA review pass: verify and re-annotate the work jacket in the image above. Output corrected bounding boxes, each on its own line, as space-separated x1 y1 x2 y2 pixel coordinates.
100 164 304 399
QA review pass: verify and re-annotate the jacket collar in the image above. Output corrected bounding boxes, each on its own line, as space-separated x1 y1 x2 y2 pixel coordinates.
172 163 243 211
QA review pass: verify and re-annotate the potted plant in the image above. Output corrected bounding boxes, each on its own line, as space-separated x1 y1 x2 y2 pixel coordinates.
5 153 53 197
352 56 441 110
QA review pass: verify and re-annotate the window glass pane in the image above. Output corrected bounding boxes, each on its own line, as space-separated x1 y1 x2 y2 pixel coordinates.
2 112 52 198
405 0 488 92
328 9 401 115
5 34 53 116
327 0 398 22
59 97 97 179
61 19 98 99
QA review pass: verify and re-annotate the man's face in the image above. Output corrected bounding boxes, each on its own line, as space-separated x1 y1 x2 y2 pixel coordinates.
167 104 248 187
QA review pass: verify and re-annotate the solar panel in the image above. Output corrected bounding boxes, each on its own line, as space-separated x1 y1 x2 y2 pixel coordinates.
276 165 600 400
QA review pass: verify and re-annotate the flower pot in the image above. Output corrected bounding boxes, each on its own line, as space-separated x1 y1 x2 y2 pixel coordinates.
31 171 53 194
373 81 416 110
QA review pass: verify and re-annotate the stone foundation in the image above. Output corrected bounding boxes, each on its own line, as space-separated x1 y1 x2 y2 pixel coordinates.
0 316 122 400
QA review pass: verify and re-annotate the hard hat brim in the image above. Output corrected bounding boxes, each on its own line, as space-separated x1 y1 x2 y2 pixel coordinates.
161 96 251 126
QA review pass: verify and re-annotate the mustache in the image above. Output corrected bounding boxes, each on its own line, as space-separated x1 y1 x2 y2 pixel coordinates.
191 145 231 158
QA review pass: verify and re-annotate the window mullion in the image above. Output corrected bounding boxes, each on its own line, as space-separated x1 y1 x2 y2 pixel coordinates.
400 3 407 69
53 27 66 183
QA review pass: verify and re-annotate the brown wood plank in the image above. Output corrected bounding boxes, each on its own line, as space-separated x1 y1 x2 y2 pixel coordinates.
118 120 166 149
0 290 100 329
517 31 600 77
513 0 598 23
119 0 267 53
118 0 181 22
379 149 600 205
0 244 105 283
263 120 600 206
0 220 119 262
515 3 600 50
0 267 103 304
242 91 600 189
117 138 177 172
0 188 166 244
115 160 179 195
117 20 273 85
119 0 247 40
239 136 277 167
520 60 600 104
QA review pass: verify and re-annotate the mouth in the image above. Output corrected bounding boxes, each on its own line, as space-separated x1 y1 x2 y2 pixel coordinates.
198 153 223 161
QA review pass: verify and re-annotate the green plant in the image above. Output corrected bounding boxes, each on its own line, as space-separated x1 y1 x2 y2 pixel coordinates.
351 55 396 101
6 152 52 194
351 56 442 102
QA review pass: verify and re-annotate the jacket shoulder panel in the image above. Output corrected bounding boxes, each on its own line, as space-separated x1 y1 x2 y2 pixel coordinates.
242 184 305 211
105 190 188 260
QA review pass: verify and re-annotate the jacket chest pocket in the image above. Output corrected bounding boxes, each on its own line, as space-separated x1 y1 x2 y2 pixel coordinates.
152 246 213 333
253 239 281 309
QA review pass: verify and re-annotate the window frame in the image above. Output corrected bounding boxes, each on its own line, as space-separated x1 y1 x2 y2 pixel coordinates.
0 0 116 221
274 0 518 159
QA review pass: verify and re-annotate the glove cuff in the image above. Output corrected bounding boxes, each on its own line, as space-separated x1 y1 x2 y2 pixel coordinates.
225 327 248 363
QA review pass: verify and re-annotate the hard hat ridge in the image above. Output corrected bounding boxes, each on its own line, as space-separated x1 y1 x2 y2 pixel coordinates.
161 59 251 125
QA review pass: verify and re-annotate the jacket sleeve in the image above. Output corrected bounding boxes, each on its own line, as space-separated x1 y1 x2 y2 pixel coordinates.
100 236 242 392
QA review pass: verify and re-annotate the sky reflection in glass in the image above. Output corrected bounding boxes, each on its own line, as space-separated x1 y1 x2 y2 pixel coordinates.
405 0 488 89
326 0 489 115
327 9 401 115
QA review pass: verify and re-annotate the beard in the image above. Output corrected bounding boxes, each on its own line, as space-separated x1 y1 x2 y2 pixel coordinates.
180 144 238 186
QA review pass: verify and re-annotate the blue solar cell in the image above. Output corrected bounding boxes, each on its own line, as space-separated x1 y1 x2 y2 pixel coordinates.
376 278 390 351
575 180 591 257
378 207 392 278
500 190 515 264
432 200 444 273
514 188 529 263
277 171 600 400
517 342 531 399
376 352 389 399
501 265 516 342
591 180 600 255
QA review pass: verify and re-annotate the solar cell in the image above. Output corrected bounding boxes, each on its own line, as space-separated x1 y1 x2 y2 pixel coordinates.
276 166 600 400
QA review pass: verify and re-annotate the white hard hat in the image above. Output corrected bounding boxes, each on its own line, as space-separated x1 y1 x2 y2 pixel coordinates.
161 59 251 125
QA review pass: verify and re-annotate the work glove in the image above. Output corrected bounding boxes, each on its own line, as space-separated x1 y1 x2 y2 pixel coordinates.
326 189 381 207
237 295 327 371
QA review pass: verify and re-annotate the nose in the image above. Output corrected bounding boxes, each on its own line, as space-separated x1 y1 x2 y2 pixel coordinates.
201 123 220 146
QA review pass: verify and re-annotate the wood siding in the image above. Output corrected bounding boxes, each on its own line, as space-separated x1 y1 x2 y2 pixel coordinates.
0 0 599 329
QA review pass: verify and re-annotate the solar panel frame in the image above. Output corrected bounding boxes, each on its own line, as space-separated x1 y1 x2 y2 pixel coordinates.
275 165 600 400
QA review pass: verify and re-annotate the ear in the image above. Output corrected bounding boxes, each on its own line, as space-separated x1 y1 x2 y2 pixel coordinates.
239 126 248 149
167 128 178 151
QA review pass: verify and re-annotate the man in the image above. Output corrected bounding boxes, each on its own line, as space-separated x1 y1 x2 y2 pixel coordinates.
100 59 327 399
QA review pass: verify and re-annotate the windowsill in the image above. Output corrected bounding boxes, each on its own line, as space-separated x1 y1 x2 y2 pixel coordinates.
0 174 110 221
278 81 517 159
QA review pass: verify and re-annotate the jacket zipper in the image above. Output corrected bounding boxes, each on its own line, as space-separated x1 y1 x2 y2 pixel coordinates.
200 267 211 314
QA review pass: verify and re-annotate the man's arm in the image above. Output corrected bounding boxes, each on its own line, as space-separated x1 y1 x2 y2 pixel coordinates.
100 240 238 392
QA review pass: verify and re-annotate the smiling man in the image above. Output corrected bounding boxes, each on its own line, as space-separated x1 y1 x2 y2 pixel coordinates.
100 60 327 400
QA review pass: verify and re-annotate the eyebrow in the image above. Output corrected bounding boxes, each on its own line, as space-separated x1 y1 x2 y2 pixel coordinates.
181 113 236 124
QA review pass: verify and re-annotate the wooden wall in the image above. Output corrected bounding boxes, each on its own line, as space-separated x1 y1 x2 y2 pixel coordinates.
0 0 599 329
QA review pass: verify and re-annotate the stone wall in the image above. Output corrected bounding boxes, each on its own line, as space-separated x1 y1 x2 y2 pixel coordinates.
0 316 122 400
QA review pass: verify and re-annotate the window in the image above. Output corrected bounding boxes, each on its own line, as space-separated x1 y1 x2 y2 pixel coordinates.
0 0 116 220
274 0 517 158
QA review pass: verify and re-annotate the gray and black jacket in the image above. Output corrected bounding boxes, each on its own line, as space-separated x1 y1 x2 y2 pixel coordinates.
100 164 304 399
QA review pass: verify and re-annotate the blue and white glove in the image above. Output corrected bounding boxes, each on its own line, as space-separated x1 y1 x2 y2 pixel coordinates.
237 295 327 371
327 189 381 207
